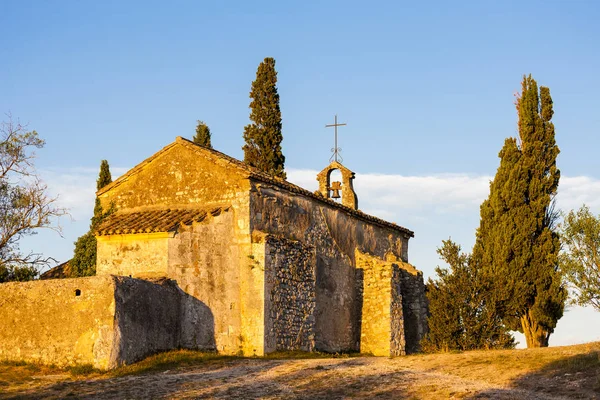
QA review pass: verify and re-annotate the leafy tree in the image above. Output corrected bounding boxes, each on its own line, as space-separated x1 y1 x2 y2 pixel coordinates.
71 160 112 277
193 120 212 148
422 240 514 352
0 115 67 282
559 205 600 311
242 57 286 179
472 75 565 348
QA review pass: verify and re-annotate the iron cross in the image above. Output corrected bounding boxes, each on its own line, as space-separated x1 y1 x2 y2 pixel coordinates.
325 115 347 163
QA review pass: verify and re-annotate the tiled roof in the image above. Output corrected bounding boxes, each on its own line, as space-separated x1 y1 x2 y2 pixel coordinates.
40 260 73 280
95 207 226 236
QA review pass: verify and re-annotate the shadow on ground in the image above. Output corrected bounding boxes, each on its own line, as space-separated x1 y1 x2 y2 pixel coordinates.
469 349 600 399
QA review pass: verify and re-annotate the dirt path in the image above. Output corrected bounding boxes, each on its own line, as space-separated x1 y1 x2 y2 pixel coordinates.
3 357 593 400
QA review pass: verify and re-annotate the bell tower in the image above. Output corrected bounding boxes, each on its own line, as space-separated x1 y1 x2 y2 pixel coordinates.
317 161 358 210
317 114 358 210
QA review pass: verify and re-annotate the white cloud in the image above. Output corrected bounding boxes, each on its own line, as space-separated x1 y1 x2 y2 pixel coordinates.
287 169 600 220
39 167 129 221
557 176 600 211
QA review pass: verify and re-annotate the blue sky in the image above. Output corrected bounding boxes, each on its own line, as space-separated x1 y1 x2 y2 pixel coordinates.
2 1 600 347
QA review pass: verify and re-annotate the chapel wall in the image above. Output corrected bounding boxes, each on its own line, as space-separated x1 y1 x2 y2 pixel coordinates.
262 235 316 353
96 234 170 278
355 250 407 356
168 209 245 355
398 266 428 354
95 141 260 355
98 143 251 212
112 277 187 366
249 181 417 353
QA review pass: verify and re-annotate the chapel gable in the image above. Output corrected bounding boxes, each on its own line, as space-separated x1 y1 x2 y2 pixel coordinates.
96 137 251 212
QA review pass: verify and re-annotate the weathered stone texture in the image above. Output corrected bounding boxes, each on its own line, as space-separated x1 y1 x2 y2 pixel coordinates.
250 181 425 355
0 276 193 369
96 233 170 278
356 250 407 356
112 277 184 366
316 161 359 210
168 209 241 354
264 236 316 352
96 139 260 356
390 265 406 356
399 266 428 354
98 140 251 212
0 276 116 369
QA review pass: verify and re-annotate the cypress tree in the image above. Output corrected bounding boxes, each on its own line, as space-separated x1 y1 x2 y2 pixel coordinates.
71 160 113 277
473 75 565 347
242 57 286 179
193 120 212 148
91 160 112 228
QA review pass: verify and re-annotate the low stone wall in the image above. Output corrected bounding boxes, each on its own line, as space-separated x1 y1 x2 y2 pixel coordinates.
0 276 205 369
264 236 316 353
0 276 118 369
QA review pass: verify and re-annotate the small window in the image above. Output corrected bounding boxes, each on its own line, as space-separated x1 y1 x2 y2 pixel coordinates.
75 289 81 296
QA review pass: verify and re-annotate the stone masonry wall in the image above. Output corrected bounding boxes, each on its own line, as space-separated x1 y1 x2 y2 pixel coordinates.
0 276 191 369
0 276 117 369
96 233 170 278
112 277 184 366
398 265 428 354
250 181 418 354
356 250 406 356
96 140 262 356
168 209 239 355
263 235 316 353
391 265 406 356
98 140 251 212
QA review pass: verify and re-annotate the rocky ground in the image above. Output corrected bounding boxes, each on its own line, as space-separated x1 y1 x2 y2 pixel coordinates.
1 343 598 399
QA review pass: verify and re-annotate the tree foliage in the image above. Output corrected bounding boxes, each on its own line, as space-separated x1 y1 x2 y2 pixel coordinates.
193 120 212 148
71 160 113 277
0 115 67 282
422 240 514 352
242 57 286 179
559 205 600 311
472 75 565 348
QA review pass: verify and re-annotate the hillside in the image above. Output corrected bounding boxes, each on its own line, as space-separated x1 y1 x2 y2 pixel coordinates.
1 342 598 399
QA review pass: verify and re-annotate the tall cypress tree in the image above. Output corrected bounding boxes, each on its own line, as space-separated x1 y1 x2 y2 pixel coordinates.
193 120 212 148
243 57 286 179
473 75 565 347
71 160 113 277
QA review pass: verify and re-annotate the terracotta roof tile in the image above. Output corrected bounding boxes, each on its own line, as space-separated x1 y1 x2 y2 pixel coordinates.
95 208 224 236
40 260 73 280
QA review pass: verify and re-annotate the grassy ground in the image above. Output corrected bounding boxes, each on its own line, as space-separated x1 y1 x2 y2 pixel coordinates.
1 342 598 399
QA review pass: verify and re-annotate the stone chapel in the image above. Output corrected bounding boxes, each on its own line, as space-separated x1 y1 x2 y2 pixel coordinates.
0 137 427 369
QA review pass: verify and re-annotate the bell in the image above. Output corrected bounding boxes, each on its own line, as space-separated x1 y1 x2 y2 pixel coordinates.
330 181 342 199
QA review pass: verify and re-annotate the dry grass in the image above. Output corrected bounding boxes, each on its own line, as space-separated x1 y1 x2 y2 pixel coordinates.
1 342 598 399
